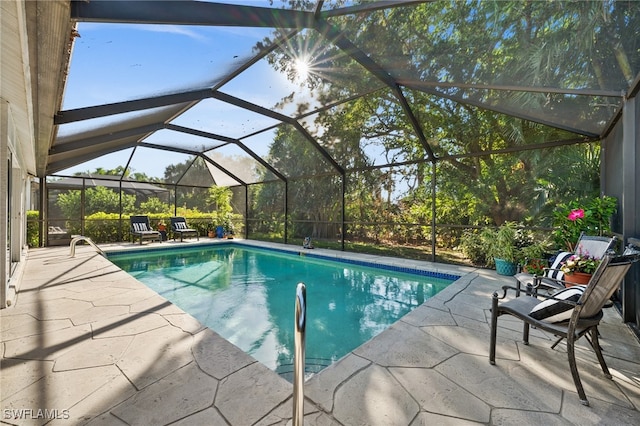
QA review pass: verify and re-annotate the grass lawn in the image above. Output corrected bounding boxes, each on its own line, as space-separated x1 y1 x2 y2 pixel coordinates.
253 234 474 267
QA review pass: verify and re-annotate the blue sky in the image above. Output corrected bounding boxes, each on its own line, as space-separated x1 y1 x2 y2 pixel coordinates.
56 1 390 188
59 4 314 180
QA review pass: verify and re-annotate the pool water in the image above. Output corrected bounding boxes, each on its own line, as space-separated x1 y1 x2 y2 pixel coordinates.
108 245 455 379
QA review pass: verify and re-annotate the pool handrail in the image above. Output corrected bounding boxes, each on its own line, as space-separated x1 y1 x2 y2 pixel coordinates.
69 236 105 258
293 282 306 426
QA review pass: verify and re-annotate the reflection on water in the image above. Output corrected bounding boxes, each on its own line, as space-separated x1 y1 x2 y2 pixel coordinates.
110 246 454 378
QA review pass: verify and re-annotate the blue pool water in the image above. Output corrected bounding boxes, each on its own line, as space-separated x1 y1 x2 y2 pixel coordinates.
108 244 456 378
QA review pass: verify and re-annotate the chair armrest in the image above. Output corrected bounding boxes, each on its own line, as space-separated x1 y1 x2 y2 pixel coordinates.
494 285 522 300
493 283 581 310
532 273 567 288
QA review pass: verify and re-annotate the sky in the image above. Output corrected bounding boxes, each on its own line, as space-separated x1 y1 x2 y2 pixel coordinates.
59 2 319 181
56 0 406 199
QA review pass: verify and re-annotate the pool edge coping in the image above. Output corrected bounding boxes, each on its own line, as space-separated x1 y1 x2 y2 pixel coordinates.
103 238 474 282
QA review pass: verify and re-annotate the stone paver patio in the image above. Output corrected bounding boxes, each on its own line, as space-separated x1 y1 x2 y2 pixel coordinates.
1 240 639 425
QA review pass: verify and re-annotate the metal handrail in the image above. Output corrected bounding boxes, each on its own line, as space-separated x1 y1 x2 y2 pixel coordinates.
69 236 105 257
293 282 306 426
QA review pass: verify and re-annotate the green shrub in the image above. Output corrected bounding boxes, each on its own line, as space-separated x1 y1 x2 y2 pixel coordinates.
458 230 489 266
27 210 40 247
45 210 245 244
84 213 122 243
552 195 617 251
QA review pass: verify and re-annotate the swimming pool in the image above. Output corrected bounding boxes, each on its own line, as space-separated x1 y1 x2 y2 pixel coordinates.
108 244 457 379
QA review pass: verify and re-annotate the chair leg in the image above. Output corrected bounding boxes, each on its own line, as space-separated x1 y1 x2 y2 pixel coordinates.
523 322 530 345
550 336 564 349
567 332 589 406
489 293 498 364
589 327 612 379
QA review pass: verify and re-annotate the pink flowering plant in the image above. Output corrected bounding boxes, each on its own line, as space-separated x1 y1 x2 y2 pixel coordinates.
567 209 585 221
552 196 617 251
560 252 601 275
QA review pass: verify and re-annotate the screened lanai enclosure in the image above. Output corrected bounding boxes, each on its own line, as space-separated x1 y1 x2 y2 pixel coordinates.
38 0 638 249
0 0 640 325
17 1 638 328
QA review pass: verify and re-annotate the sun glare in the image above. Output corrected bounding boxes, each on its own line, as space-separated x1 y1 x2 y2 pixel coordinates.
294 57 310 82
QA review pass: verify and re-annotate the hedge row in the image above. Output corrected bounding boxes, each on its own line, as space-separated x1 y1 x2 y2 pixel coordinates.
27 211 243 246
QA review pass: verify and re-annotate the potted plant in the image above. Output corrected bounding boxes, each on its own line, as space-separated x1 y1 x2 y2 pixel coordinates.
481 222 550 276
559 252 601 286
519 238 552 275
484 222 520 276
522 258 546 276
460 223 548 275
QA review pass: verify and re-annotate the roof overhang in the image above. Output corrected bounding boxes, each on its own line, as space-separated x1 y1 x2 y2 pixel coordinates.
26 0 75 177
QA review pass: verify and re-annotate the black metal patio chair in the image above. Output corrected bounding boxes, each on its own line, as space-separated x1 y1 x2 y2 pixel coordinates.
514 233 617 296
489 251 640 406
170 217 199 242
130 215 162 245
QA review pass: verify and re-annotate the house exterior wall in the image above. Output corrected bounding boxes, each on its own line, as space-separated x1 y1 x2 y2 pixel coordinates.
1 0 35 308
1 102 8 307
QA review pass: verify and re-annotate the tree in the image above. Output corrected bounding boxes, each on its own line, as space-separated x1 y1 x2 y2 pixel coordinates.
253 125 344 238
57 186 136 218
252 1 633 244
165 157 214 212
139 197 171 214
207 186 233 217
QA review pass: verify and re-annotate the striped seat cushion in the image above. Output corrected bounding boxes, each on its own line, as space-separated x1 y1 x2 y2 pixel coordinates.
133 222 148 232
545 251 573 280
529 285 586 322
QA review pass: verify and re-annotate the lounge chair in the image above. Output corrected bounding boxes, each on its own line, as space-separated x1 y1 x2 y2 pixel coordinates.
489 250 640 406
514 233 617 296
170 217 199 242
47 225 72 246
130 215 162 245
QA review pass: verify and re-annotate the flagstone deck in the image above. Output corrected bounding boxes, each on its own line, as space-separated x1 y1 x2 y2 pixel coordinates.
2 240 639 425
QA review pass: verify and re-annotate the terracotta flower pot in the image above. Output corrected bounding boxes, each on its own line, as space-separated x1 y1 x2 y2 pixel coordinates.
564 271 592 287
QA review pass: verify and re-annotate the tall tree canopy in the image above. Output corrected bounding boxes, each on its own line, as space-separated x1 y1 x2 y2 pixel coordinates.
250 0 629 237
